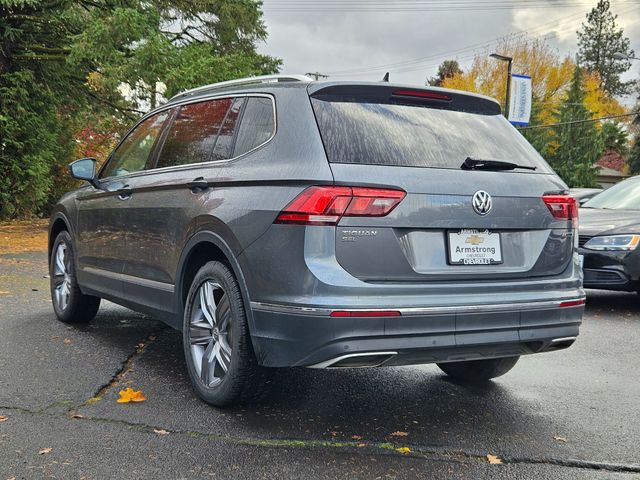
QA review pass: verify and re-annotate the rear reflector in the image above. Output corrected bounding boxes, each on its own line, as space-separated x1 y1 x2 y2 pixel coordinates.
542 195 578 226
392 89 452 101
330 310 401 318
559 299 586 308
275 186 406 226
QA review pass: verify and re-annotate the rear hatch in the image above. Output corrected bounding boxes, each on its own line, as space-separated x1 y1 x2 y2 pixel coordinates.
308 83 574 283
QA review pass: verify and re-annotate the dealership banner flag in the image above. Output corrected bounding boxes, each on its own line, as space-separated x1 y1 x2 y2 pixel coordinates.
508 74 532 126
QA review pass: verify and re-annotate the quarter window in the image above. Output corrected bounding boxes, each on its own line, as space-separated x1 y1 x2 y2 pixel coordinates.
101 111 168 178
233 97 275 157
156 99 232 169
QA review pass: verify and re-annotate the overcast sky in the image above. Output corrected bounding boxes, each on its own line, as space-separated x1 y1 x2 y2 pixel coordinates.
257 0 640 90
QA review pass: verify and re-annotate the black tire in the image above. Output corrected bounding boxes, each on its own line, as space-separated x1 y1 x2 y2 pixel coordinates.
49 231 100 324
182 261 272 407
437 356 519 382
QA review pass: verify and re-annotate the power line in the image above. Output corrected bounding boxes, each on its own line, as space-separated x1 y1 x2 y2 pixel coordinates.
264 0 640 12
321 5 610 76
518 112 640 130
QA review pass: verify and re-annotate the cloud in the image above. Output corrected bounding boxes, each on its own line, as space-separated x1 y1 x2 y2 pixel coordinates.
258 2 640 87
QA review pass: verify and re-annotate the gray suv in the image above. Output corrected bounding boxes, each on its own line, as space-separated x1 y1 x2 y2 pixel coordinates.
49 75 585 406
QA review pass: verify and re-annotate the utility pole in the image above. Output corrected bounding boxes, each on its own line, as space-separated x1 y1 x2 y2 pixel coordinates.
306 72 329 80
490 53 513 118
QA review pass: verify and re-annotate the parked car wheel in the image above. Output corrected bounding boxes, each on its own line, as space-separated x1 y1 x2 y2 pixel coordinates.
183 261 271 407
49 231 100 323
437 356 519 382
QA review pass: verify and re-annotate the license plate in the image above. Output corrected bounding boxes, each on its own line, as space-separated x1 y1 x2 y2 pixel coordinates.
448 229 502 265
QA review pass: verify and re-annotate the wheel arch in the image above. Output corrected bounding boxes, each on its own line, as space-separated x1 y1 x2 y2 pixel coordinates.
175 231 255 335
48 212 73 262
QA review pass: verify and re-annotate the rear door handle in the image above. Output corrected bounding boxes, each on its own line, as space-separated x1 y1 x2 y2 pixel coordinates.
116 186 133 200
187 177 209 192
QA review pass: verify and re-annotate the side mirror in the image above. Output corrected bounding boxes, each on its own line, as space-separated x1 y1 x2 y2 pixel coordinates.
578 197 590 206
69 158 99 187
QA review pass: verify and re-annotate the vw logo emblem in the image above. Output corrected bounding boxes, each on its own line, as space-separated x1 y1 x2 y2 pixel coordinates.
472 190 492 215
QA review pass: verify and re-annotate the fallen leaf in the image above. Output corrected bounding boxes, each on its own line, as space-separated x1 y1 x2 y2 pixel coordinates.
117 387 147 403
63 338 72 345
487 454 503 465
396 447 411 454
553 436 568 443
356 443 366 448
153 429 170 435
71 414 85 419
351 435 362 440
390 431 409 437
0 415 8 422
39 447 53 455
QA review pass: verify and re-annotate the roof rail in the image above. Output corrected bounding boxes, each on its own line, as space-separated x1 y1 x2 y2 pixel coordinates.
168 74 314 101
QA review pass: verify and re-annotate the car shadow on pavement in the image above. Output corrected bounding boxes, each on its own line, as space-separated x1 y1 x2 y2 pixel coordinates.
584 289 640 317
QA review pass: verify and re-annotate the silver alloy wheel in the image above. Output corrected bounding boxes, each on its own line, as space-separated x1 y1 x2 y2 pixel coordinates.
189 281 233 387
52 243 71 311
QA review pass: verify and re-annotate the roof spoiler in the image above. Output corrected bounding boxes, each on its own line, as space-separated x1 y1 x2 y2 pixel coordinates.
308 82 501 116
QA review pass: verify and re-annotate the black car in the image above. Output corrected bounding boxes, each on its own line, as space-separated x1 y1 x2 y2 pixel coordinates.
579 176 640 292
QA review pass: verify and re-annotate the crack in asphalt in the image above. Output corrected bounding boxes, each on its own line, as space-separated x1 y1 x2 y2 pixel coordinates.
1 404 639 474
66 330 163 413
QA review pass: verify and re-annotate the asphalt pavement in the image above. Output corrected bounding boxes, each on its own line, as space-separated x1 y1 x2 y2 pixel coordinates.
1 252 639 479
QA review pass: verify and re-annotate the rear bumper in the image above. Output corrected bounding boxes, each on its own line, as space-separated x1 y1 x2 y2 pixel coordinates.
249 298 584 367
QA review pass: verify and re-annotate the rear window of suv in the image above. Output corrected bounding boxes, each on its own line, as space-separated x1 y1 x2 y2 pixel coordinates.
310 97 551 173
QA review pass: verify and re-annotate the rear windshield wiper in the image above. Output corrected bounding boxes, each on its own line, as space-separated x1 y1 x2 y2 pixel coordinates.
461 157 537 171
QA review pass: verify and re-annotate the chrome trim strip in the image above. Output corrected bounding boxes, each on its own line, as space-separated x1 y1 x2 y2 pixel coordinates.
308 352 397 369
250 297 586 317
82 267 174 293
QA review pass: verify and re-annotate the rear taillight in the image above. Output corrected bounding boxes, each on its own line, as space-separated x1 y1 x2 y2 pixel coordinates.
543 195 578 226
275 186 406 226
559 299 586 308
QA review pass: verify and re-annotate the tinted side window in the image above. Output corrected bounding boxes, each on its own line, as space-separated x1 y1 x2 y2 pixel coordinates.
212 97 245 161
233 97 275 157
156 98 232 169
101 111 168 178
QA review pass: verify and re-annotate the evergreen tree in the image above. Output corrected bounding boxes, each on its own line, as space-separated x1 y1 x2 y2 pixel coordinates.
520 96 552 157
628 140 640 175
0 0 281 219
577 0 635 96
549 66 603 187
628 101 640 173
427 60 462 87
599 121 629 155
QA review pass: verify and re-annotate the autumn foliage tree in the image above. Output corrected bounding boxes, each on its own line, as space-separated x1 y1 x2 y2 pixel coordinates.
442 36 577 126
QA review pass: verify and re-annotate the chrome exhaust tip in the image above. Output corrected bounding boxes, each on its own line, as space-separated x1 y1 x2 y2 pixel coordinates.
543 336 577 352
308 352 397 369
